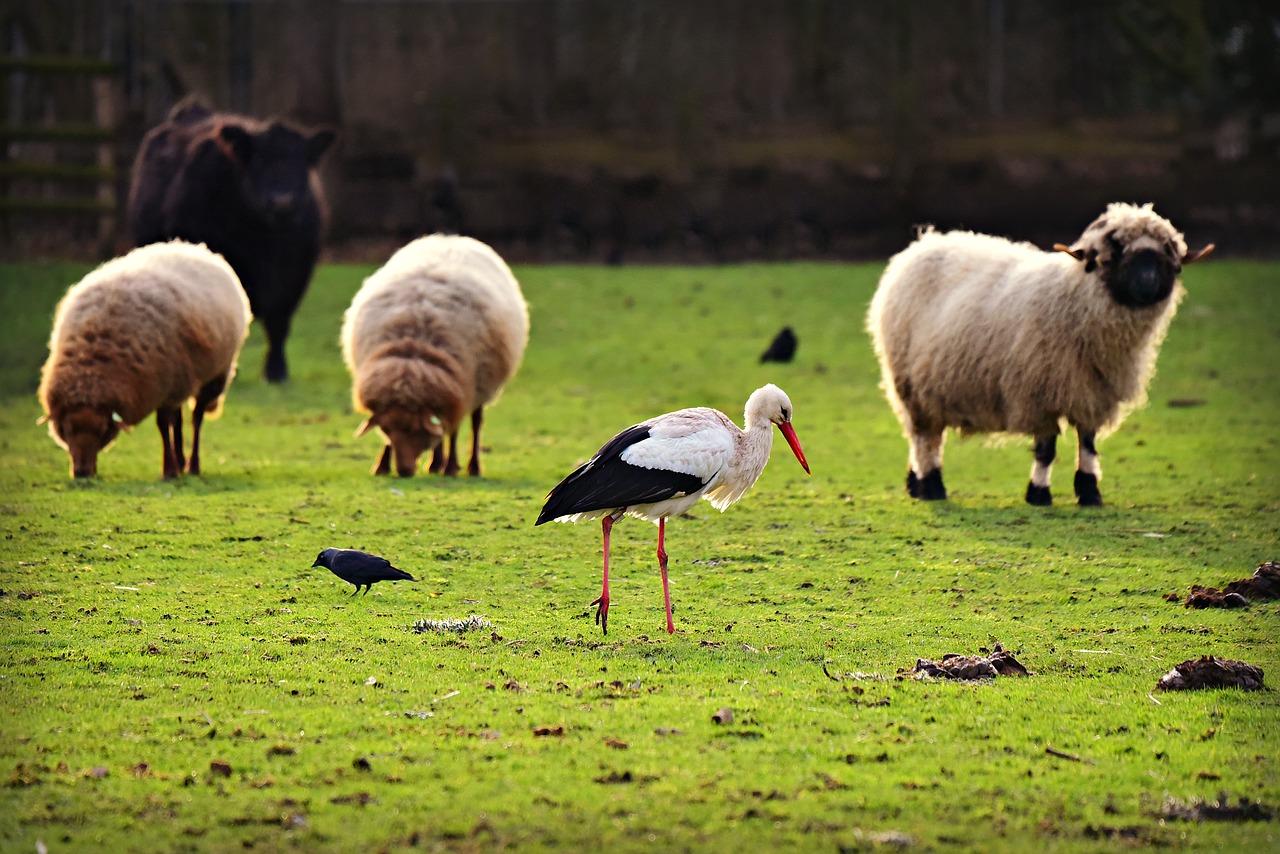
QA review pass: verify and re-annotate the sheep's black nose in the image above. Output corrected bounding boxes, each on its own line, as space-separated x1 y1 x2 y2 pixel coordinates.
1117 250 1172 307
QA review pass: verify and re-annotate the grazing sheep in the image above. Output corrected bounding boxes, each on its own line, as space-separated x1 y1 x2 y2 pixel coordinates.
867 202 1213 506
342 234 529 477
39 241 252 479
127 95 335 383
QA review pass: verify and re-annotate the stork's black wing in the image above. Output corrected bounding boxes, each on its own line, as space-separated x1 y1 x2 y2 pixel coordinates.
535 424 707 524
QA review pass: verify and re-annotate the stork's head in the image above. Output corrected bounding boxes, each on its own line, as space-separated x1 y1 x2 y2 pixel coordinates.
1054 202 1213 309
747 384 810 474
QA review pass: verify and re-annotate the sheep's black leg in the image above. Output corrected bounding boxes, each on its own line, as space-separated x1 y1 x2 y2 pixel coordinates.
171 409 186 472
187 375 227 475
429 444 446 474
1025 434 1056 506
1074 429 1103 506
372 445 392 475
443 431 461 477
919 468 947 500
908 430 947 500
467 407 484 477
156 407 181 480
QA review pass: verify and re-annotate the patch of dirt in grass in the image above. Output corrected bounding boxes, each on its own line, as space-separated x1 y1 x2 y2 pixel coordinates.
1155 656 1265 691
1166 561 1280 609
1159 791 1274 822
902 642 1029 680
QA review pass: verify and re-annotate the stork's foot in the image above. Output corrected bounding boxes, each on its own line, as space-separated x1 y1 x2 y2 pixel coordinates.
590 594 610 635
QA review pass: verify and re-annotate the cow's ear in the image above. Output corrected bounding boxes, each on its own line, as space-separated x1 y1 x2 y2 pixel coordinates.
218 124 254 162
307 128 336 165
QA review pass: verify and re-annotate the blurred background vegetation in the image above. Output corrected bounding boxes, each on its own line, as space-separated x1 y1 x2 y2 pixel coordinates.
2 0 1277 261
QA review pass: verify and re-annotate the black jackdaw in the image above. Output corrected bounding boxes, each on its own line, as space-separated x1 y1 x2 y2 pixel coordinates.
313 548 417 595
760 326 798 363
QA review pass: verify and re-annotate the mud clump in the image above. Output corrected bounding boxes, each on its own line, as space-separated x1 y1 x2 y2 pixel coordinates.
905 642 1029 680
1160 791 1274 823
1155 656 1264 692
1170 561 1280 609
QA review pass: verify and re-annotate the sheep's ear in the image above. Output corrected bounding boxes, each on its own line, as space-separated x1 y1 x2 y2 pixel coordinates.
423 413 444 436
1182 243 1215 265
1054 243 1098 272
1053 243 1087 261
36 413 49 426
353 416 378 438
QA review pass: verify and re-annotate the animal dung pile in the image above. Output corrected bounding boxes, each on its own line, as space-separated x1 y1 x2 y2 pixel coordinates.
1155 656 1265 692
1167 561 1280 609
412 615 493 634
903 642 1029 680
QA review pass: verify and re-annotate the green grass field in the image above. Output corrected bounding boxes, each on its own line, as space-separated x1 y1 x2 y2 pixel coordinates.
1 257 1277 852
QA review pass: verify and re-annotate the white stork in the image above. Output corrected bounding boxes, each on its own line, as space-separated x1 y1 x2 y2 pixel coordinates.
535 384 810 635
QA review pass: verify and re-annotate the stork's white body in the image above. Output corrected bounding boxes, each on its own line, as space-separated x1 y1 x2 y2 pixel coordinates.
536 384 810 635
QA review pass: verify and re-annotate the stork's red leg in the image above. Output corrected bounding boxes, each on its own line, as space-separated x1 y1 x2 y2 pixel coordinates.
657 517 674 634
591 515 613 634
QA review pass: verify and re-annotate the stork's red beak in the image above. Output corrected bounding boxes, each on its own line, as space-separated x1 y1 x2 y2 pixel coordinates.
778 422 810 474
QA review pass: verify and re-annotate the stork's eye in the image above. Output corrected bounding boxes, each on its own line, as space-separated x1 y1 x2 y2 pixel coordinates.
781 407 790 421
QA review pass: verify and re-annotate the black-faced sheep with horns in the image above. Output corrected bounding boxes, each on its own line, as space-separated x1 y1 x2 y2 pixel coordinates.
342 234 529 477
39 241 251 479
867 202 1213 506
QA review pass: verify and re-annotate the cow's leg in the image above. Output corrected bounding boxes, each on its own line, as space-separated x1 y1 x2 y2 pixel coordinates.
1074 428 1103 506
262 311 292 384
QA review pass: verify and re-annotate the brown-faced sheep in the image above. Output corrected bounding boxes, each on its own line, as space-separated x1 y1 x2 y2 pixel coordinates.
39 241 252 479
867 202 1214 506
342 234 529 477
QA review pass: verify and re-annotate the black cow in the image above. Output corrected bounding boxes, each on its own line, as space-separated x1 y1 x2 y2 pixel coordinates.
128 96 336 382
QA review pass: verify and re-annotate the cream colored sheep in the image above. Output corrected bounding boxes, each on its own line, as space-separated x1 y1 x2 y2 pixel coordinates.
867 202 1213 506
39 240 251 479
342 234 529 477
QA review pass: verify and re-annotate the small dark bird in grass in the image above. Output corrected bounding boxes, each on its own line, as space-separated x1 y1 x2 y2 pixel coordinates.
312 548 417 595
760 326 798 363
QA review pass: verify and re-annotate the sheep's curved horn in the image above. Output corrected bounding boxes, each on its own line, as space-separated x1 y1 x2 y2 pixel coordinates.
354 417 377 438
1182 243 1215 265
1053 243 1087 261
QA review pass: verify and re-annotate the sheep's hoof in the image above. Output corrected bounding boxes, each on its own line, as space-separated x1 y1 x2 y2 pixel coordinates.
1025 483 1052 506
919 468 947 500
906 469 921 498
1074 471 1103 506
